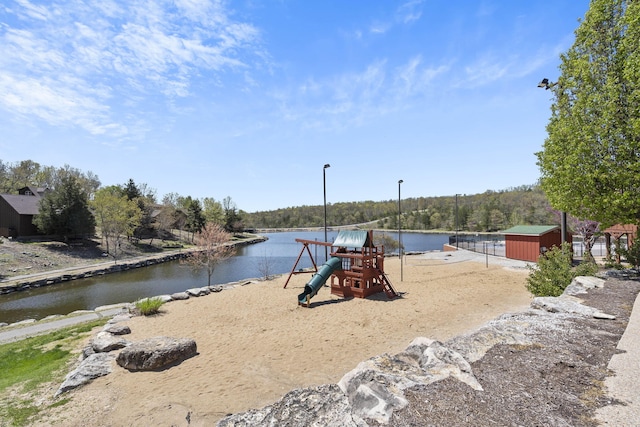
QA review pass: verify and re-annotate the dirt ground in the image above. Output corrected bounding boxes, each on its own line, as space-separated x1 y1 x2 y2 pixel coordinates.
3 239 637 426
23 253 535 427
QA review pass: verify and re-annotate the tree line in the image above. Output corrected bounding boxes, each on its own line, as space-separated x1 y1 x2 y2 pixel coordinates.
243 185 557 232
0 160 242 258
0 158 610 252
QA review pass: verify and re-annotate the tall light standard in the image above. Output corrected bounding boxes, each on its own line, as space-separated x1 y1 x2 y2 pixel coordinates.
538 78 567 245
398 179 403 281
323 164 331 262
455 194 460 249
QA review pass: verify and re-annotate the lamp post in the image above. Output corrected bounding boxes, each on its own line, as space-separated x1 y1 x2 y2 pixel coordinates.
538 78 567 245
455 194 460 248
398 179 403 281
323 163 330 262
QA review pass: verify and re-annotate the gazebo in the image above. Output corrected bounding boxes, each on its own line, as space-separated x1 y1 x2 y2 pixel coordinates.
603 224 638 262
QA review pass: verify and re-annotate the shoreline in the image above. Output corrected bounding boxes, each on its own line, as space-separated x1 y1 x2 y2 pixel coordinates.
0 235 266 295
30 251 535 426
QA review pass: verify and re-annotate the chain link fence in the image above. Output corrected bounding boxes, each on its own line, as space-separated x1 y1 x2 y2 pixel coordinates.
449 234 624 260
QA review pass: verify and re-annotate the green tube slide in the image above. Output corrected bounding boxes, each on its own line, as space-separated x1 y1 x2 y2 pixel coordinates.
298 256 342 305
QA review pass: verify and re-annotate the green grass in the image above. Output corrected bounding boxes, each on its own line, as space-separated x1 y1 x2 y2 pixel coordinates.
135 296 165 315
0 319 106 426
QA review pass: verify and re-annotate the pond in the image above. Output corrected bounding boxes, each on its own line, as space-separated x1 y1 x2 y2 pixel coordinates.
0 231 449 324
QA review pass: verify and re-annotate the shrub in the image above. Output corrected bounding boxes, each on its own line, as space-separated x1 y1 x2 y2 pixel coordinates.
134 297 164 316
619 243 640 271
526 243 575 297
574 258 599 277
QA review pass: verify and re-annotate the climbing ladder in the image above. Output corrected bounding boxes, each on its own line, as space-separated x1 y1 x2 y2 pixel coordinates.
377 270 398 299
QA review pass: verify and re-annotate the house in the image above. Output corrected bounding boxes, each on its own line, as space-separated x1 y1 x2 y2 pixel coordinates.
502 225 571 263
0 187 47 238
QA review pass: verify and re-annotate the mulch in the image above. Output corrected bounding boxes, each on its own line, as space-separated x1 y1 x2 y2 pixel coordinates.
390 277 640 427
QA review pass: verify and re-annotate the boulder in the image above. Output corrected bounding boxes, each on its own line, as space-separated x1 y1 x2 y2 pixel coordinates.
116 336 197 371
564 276 606 295
155 294 174 303
91 331 130 353
102 324 131 335
55 353 115 396
209 285 224 293
170 292 190 300
217 384 367 427
186 287 210 297
531 296 616 319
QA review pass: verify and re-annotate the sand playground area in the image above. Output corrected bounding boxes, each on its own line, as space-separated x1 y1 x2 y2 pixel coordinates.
37 251 534 426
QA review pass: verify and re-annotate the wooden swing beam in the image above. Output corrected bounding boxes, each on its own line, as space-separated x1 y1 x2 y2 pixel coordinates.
283 238 332 288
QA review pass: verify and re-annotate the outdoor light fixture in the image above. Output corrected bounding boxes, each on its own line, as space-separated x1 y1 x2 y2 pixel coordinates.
323 164 331 262
398 179 403 281
537 78 557 90
537 78 567 244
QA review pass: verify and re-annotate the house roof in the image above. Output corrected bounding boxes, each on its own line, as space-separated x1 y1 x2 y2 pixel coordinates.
1 194 42 215
501 225 559 236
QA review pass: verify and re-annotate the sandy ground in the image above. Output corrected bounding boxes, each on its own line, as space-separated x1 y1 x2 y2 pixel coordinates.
36 252 533 427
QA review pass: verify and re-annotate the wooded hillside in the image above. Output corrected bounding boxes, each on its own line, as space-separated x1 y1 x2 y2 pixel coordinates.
243 185 557 232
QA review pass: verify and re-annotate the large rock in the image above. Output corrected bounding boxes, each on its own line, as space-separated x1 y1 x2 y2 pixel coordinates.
116 336 197 371
102 324 131 335
170 291 190 300
217 384 367 427
186 287 210 297
337 337 483 424
91 331 130 352
55 353 115 396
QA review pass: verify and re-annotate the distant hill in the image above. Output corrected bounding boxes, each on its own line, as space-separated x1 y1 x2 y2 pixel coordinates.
242 185 556 233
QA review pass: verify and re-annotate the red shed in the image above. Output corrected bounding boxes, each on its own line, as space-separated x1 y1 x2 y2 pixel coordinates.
502 225 570 263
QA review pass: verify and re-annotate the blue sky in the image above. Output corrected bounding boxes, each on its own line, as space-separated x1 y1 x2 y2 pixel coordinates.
0 0 590 212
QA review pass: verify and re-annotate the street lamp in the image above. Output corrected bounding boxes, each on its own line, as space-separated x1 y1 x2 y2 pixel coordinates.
537 78 567 244
398 179 403 281
537 78 557 90
323 164 330 262
455 194 460 249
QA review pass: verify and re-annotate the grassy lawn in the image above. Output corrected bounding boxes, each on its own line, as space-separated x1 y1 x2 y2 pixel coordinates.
0 319 107 426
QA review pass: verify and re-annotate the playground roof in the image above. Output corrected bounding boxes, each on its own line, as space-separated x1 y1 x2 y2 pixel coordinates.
333 230 370 248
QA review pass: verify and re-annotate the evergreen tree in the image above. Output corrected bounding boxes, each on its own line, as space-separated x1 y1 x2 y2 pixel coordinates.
33 175 95 240
537 0 640 227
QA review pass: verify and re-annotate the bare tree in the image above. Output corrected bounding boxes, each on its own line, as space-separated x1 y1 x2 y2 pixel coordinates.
256 249 276 281
183 223 234 286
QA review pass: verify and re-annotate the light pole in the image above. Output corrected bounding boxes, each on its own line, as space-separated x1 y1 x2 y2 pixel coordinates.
323 164 330 262
398 179 403 281
538 78 567 245
455 194 460 249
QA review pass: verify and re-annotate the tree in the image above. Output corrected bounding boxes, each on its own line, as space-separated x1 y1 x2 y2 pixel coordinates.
183 223 234 286
537 0 640 227
33 175 95 240
184 197 205 240
223 196 243 232
203 197 225 225
92 186 142 262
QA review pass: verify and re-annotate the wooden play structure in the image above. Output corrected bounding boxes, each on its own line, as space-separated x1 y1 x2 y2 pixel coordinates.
285 230 397 306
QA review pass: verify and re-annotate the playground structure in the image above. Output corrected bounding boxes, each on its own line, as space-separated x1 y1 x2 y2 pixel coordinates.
284 230 397 307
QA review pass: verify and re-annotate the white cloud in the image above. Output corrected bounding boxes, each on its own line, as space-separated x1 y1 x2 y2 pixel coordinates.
397 0 424 24
0 0 263 138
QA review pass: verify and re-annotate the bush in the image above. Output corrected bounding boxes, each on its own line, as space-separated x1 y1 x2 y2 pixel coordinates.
574 258 599 277
526 243 575 297
619 243 640 270
134 297 164 316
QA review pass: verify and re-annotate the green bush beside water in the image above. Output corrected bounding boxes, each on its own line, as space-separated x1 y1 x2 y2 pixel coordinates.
134 297 164 315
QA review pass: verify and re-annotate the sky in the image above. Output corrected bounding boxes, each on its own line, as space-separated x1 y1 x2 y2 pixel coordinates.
0 0 591 213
